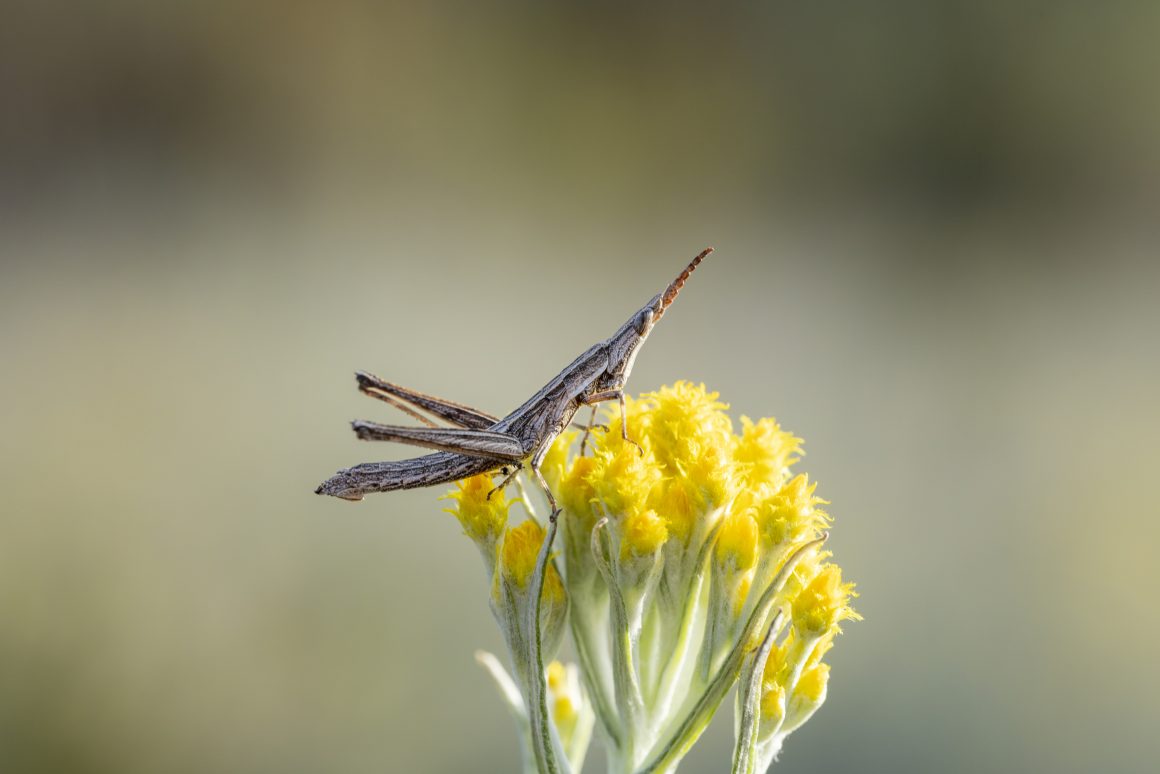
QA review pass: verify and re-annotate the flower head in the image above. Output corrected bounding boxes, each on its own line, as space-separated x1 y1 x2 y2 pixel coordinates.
716 510 759 574
448 382 857 773
498 520 566 612
792 563 861 637
442 473 509 565
735 416 802 490
587 440 662 522
753 473 830 551
621 508 668 558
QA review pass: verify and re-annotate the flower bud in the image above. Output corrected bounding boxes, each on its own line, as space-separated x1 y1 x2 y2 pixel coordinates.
753 474 830 551
792 564 860 637
734 416 802 490
621 508 668 559
497 520 568 658
443 473 510 575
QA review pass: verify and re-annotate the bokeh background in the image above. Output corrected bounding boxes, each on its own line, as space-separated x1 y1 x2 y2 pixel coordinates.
3 2 1159 772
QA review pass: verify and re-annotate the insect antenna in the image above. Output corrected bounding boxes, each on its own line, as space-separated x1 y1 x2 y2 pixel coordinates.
659 246 714 315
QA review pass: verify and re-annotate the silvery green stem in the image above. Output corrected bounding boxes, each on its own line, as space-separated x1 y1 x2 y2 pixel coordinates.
526 517 566 774
563 510 621 748
591 519 645 766
475 650 538 774
731 619 781 774
561 692 595 774
569 601 621 748
741 544 792 627
637 536 826 773
697 563 732 681
649 520 722 726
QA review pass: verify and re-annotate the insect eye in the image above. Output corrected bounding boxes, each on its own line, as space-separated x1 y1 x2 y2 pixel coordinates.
635 309 654 335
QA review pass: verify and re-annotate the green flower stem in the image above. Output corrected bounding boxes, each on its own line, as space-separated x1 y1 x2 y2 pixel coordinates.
741 546 791 626
561 508 621 749
527 517 565 774
637 536 826 773
569 603 622 749
561 693 596 774
649 521 722 729
647 572 704 732
475 650 538 774
592 519 645 767
731 620 781 774
637 607 663 706
697 572 729 681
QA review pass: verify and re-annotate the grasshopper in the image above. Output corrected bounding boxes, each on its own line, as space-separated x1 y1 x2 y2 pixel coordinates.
315 247 713 519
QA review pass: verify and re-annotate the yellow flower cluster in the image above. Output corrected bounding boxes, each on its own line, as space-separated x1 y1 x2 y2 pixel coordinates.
760 563 859 732
548 382 830 573
552 382 857 756
446 382 857 771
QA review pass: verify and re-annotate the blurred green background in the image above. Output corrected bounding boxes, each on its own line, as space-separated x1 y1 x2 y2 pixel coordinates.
2 2 1158 772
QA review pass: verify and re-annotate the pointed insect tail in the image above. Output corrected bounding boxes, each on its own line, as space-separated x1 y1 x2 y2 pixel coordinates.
315 472 366 501
659 246 714 315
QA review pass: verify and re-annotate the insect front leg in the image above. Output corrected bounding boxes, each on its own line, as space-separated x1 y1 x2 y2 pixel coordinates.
582 389 643 456
576 406 611 456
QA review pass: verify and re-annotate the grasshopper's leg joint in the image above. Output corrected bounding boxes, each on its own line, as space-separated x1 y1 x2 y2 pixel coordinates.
614 391 644 457
529 448 562 522
488 463 523 500
577 406 611 455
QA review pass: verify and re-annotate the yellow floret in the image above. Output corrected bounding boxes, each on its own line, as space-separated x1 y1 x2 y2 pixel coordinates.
763 629 789 673
442 473 509 546
795 662 830 704
681 441 737 514
546 660 567 690
501 520 548 589
759 636 791 721
643 382 736 510
543 563 566 608
734 416 802 490
559 455 601 524
760 681 786 726
587 441 662 521
547 661 579 725
753 474 830 549
597 392 652 456
621 508 669 558
644 381 734 455
732 574 753 618
805 631 835 670
541 428 578 490
654 478 698 543
792 564 861 637
715 510 758 573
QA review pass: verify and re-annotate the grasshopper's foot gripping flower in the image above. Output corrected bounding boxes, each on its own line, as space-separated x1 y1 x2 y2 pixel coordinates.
445 383 858 774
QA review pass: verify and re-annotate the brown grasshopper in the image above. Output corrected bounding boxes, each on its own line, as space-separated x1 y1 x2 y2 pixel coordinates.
315 247 713 519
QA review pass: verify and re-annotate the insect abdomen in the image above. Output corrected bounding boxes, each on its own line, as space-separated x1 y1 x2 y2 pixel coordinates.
315 452 503 501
